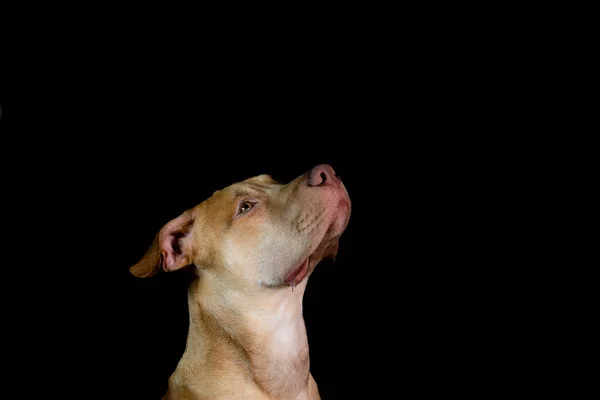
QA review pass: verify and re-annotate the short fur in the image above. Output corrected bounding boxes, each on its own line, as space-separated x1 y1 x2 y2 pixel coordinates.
131 165 351 400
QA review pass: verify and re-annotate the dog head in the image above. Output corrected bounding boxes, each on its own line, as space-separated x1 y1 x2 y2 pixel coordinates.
130 164 351 289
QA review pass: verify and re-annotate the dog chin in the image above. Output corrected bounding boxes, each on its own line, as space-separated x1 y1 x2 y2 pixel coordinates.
283 200 350 288
283 235 341 287
284 257 310 287
287 218 348 287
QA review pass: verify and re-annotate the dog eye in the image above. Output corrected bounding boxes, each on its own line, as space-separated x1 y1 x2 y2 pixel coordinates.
239 201 256 214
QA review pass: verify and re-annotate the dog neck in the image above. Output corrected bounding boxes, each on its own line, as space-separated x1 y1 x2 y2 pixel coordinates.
178 273 312 399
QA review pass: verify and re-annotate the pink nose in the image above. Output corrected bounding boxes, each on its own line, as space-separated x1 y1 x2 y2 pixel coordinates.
307 164 337 186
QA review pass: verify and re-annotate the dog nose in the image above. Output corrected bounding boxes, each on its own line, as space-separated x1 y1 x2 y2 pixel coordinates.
307 164 337 187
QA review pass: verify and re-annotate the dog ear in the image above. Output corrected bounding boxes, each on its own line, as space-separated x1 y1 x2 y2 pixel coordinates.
130 211 194 278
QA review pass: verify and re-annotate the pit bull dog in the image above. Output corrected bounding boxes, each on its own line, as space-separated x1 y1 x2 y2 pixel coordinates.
130 164 351 399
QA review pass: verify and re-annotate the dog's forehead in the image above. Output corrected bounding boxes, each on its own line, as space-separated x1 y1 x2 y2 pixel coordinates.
212 174 280 196
243 174 280 186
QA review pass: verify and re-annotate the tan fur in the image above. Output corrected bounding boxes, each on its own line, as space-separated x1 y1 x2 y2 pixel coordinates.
131 165 351 399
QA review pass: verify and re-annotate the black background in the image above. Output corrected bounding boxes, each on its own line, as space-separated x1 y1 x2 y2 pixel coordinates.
5 99 505 399
1 26 524 398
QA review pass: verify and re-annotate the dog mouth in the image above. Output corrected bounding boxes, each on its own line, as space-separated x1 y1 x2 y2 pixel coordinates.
284 257 310 287
283 233 342 287
283 197 350 287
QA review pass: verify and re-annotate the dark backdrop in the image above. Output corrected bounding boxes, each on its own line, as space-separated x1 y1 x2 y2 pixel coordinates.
3 49 511 399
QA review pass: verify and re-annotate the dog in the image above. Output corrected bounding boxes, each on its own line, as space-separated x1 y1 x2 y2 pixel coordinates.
130 164 351 399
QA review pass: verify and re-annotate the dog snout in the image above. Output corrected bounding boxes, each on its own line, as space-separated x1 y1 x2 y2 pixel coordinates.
307 164 337 187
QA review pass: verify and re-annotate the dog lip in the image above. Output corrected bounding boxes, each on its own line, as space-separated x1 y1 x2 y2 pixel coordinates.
284 257 310 286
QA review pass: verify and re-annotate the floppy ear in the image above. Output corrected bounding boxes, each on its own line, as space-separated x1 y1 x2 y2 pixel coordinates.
130 211 194 278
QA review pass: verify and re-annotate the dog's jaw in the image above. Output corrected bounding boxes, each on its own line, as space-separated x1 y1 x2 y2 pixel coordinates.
284 225 346 287
285 257 310 286
284 187 351 287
